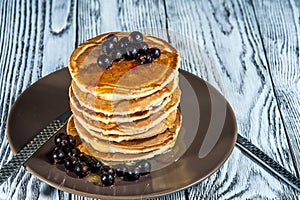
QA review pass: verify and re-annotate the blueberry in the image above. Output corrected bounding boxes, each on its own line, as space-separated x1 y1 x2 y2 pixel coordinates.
102 40 116 55
136 160 151 175
56 134 75 148
137 49 147 57
115 165 128 178
78 153 90 162
101 166 116 176
106 34 118 44
145 53 153 63
139 42 149 51
67 148 80 157
129 31 143 43
62 146 71 155
118 37 129 49
52 148 65 164
97 55 112 69
111 49 123 61
137 53 152 65
101 174 115 186
64 156 80 171
56 149 65 163
74 162 91 178
51 150 59 163
149 47 160 59
123 168 140 181
54 133 66 147
137 55 147 64
86 157 103 173
124 45 139 60
65 135 76 148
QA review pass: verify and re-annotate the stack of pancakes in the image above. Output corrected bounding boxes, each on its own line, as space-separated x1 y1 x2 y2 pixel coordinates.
67 32 182 162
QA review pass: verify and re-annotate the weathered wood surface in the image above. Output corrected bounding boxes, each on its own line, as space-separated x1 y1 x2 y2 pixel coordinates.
0 0 299 199
253 0 300 176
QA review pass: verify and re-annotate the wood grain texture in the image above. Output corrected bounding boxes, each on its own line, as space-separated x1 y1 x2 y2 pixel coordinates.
165 0 298 198
253 0 300 175
0 0 76 199
0 1 42 199
0 0 299 199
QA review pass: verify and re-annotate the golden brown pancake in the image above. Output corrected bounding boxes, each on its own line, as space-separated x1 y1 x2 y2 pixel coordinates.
67 110 182 162
68 32 180 100
70 76 178 115
71 116 168 142
70 87 172 124
70 88 180 135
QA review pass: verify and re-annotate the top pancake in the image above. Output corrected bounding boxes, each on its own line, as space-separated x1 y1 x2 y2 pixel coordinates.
68 32 180 100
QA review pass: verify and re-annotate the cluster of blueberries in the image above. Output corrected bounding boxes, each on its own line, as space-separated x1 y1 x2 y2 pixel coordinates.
97 31 161 69
51 132 151 186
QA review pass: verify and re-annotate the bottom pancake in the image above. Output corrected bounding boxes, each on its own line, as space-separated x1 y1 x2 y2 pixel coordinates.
67 110 182 162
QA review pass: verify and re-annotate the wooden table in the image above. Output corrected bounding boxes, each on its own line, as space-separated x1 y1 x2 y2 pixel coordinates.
0 0 299 199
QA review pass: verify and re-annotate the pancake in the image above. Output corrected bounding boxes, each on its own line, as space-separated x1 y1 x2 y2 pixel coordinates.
72 116 168 142
75 119 176 154
70 75 178 115
82 140 177 162
68 32 180 101
70 84 180 125
67 110 182 162
70 87 172 124
70 87 181 135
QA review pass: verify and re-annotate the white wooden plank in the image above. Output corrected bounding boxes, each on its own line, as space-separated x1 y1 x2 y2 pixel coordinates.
0 0 76 199
253 0 300 174
42 0 77 75
76 0 121 44
165 0 298 198
0 0 38 198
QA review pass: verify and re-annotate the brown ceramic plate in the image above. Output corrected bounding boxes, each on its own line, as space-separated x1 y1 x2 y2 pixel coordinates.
6 68 237 199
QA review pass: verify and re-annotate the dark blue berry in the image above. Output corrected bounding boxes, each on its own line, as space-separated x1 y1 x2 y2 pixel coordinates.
129 31 143 43
123 168 140 181
106 34 118 44
136 160 151 175
139 42 148 51
64 156 80 171
101 166 116 176
145 53 153 63
111 49 123 61
78 153 90 162
118 37 129 49
62 146 71 155
101 174 115 186
67 148 80 157
86 157 103 173
52 148 65 164
137 53 152 65
124 45 139 60
102 40 116 55
65 135 76 148
137 49 147 57
74 162 91 178
149 47 160 59
54 133 66 147
97 55 112 69
115 165 128 178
